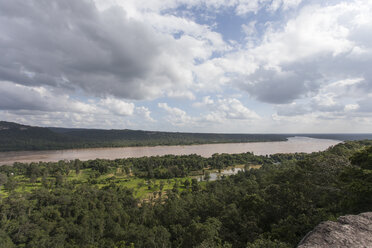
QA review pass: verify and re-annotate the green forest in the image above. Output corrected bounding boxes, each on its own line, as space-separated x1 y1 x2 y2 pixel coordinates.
0 140 372 247
0 121 289 152
2 121 372 152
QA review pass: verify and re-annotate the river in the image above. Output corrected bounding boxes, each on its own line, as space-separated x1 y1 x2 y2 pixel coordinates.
0 136 341 165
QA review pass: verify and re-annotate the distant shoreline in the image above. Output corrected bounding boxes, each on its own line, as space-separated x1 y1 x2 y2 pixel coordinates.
0 137 341 165
0 133 369 153
0 138 289 153
1 120 372 153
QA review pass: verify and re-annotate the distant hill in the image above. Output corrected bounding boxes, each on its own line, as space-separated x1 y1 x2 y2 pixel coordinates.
293 133 372 141
1 121 372 152
0 121 288 152
0 121 83 151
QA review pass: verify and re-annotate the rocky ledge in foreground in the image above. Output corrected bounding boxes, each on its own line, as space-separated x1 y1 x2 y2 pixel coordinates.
298 212 372 248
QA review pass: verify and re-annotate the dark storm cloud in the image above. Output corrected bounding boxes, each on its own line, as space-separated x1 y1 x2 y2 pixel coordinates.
0 82 49 111
237 49 372 105
0 0 169 100
275 101 345 117
276 104 310 116
237 66 320 104
231 0 372 107
358 98 372 112
0 81 91 113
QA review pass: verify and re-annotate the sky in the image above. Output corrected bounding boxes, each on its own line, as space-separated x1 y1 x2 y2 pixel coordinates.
1 0 372 133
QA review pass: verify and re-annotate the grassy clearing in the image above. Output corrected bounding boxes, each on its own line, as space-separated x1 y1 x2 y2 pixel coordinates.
1 165 236 200
1 168 196 200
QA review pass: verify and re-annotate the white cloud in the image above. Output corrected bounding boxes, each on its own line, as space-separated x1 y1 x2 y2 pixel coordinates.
208 0 372 108
251 3 354 66
0 80 165 129
221 98 260 119
136 106 156 122
0 0 229 102
158 102 194 126
242 21 257 36
99 98 135 116
167 90 196 100
1 0 372 132
194 96 260 122
235 0 303 15
344 104 359 112
158 98 259 130
208 98 260 120
0 81 97 113
274 76 372 122
193 96 215 107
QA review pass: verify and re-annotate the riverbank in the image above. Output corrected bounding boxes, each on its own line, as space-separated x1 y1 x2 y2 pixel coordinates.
0 137 340 165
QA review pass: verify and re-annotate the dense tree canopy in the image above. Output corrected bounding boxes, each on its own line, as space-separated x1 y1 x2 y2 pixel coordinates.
0 141 371 247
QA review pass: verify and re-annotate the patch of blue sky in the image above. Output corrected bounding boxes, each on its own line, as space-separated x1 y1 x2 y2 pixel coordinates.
175 4 293 41
172 30 184 39
66 89 93 103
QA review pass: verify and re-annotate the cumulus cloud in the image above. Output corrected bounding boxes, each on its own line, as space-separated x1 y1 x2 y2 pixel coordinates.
0 81 96 113
194 96 260 122
99 98 135 116
235 0 303 15
158 98 259 130
0 0 226 101
158 102 194 126
242 21 257 37
274 76 372 123
193 96 214 107
1 0 372 132
0 0 160 99
211 0 372 109
0 80 162 129
136 106 156 122
236 67 319 104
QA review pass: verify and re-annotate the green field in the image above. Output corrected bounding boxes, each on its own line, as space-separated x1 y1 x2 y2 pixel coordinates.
0 162 262 200
0 167 208 200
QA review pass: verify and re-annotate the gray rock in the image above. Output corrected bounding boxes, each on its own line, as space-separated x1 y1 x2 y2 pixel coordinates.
297 212 372 248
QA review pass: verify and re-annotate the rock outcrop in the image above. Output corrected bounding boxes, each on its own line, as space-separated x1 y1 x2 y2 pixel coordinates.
298 212 372 248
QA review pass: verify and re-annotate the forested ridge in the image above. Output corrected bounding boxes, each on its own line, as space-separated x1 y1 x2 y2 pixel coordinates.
0 121 289 152
2 121 372 152
0 140 372 247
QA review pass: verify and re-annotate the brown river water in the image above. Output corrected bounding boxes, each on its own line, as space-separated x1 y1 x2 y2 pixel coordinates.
0 137 341 165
